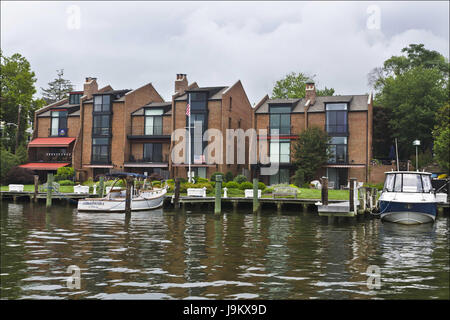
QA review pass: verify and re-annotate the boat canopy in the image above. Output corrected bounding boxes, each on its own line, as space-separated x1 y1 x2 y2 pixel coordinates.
105 172 149 179
383 172 433 193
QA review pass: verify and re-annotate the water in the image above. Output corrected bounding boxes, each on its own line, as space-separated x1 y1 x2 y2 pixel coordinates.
1 201 449 299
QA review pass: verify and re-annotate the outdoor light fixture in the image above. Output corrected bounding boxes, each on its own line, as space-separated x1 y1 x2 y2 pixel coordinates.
413 140 421 171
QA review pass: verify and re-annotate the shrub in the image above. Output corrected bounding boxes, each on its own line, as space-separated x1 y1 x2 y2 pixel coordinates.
234 174 247 184
292 168 305 187
4 166 35 184
166 179 174 184
258 182 266 190
55 166 75 181
181 182 213 194
210 172 224 182
196 177 209 183
263 187 274 194
152 183 161 188
58 179 75 186
239 181 253 190
0 148 19 182
225 181 239 189
82 178 94 186
225 171 234 182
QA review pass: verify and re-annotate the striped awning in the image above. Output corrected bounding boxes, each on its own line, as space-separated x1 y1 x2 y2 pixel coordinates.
19 162 70 170
28 137 76 147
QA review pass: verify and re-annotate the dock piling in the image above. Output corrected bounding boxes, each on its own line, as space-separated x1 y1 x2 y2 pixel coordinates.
253 178 259 214
174 178 181 209
214 175 222 215
349 178 357 215
34 175 39 203
99 176 104 198
320 176 329 205
125 176 132 215
46 173 53 208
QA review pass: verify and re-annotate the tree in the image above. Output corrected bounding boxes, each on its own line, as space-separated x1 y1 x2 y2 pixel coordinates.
292 127 331 186
369 44 449 159
372 104 394 158
433 104 450 173
272 72 335 99
41 69 74 104
0 50 37 152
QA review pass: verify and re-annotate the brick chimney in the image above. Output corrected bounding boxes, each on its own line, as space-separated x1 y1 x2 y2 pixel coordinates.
175 74 188 94
305 80 316 105
83 77 98 99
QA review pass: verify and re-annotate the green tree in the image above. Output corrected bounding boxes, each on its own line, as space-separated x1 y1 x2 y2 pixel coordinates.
369 44 449 159
372 104 394 158
272 72 335 99
0 50 37 152
41 69 74 104
292 126 330 185
433 104 450 173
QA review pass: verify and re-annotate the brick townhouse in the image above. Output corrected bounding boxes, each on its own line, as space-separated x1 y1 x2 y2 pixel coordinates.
22 74 254 181
253 81 373 188
170 74 253 179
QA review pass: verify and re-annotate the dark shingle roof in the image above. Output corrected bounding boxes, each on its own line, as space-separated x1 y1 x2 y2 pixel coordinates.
175 86 228 101
131 101 172 116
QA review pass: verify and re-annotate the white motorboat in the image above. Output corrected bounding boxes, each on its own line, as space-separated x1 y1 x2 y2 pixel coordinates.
77 173 167 213
378 171 437 225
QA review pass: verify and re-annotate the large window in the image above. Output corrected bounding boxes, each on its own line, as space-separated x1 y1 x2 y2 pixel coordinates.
326 103 347 134
69 93 81 105
189 92 207 111
269 106 291 135
270 168 290 185
93 114 111 136
92 138 110 163
186 103 207 163
94 95 111 112
144 108 163 135
143 143 163 162
329 137 347 163
270 139 290 163
50 111 68 136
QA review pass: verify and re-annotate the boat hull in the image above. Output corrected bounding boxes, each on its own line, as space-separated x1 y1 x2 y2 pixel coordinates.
77 190 166 213
379 199 436 225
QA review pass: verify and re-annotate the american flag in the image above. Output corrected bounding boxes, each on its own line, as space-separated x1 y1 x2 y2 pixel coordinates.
186 103 190 116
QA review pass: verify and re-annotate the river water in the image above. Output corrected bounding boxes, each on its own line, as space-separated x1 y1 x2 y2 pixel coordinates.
1 200 449 300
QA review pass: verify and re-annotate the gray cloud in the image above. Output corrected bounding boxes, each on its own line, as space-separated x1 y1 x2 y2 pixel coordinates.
1 1 448 105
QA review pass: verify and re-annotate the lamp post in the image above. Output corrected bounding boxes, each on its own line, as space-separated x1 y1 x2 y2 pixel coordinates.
413 140 420 171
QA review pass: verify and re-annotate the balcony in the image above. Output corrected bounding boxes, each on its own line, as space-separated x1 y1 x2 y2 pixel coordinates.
127 125 170 140
48 128 68 137
33 152 72 163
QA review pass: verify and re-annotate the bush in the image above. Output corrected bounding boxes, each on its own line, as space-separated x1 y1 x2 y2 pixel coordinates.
225 181 239 189
210 172 224 182
234 174 247 184
263 187 274 194
239 181 253 190
196 177 209 183
152 183 161 188
0 148 20 182
55 166 75 181
292 168 305 187
225 171 234 182
58 180 75 186
258 182 266 190
4 166 35 184
180 182 213 194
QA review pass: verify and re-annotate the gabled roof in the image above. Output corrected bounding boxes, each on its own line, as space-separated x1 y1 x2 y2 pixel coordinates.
175 86 228 101
255 94 370 114
131 102 172 116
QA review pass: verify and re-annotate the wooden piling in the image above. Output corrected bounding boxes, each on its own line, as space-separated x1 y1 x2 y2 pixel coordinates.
34 175 39 203
371 188 377 209
98 176 104 198
46 173 53 208
125 176 132 215
253 178 259 214
349 177 357 214
174 178 181 209
214 175 222 215
320 176 328 205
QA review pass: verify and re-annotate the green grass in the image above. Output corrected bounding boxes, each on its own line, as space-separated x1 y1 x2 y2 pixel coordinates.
1 185 74 193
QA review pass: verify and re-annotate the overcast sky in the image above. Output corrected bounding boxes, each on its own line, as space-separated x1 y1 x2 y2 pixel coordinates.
1 1 449 105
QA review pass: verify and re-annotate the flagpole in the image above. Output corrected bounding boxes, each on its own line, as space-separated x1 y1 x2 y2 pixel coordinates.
188 94 192 183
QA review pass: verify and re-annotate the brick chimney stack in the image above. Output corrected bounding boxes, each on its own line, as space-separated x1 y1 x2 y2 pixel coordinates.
83 77 98 99
175 74 188 94
305 80 316 105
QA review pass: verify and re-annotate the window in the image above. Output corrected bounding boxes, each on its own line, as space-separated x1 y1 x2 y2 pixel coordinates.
186 110 207 163
93 114 111 136
50 111 68 136
143 143 163 162
94 95 111 112
384 173 431 193
189 92 207 111
269 168 290 185
269 106 291 135
69 93 81 105
270 139 290 163
329 137 347 163
326 103 347 134
144 108 163 135
92 138 110 163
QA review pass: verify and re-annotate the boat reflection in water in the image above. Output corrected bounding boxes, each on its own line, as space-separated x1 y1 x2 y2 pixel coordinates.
378 171 437 225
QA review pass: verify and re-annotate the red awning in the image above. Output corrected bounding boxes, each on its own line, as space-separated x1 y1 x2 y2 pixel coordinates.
19 163 71 170
28 137 76 147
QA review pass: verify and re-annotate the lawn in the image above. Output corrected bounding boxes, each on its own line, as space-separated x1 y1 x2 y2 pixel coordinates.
1 185 74 193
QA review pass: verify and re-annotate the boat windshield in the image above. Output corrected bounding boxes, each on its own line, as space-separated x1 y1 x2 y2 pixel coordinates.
384 173 432 193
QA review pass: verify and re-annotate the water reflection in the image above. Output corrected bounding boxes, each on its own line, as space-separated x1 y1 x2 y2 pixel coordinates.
0 201 448 299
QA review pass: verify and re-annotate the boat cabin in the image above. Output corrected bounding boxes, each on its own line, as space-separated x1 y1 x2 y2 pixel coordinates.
383 171 433 193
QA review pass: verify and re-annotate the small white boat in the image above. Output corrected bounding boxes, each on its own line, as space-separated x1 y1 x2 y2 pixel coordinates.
378 171 437 225
77 173 167 213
